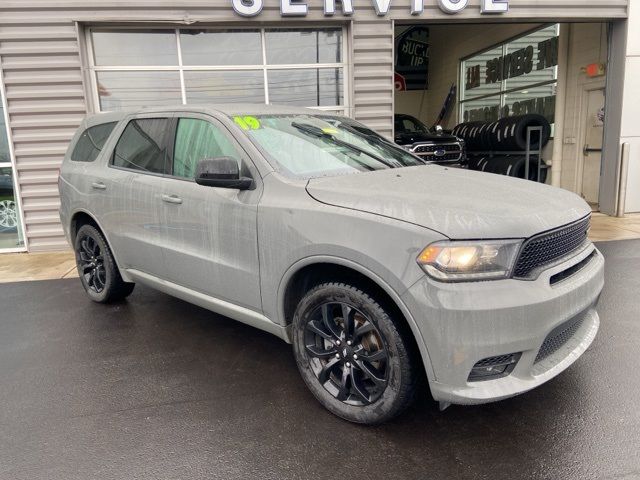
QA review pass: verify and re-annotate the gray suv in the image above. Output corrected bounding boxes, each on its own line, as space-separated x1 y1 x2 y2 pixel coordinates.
59 105 604 424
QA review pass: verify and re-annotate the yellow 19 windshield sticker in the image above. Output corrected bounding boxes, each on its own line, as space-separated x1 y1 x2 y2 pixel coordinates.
233 116 261 130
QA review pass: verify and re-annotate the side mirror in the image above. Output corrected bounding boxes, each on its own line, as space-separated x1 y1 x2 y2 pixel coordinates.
195 157 253 190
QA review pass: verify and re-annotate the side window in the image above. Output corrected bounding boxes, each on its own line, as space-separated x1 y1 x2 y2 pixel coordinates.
112 118 169 174
71 122 117 162
172 118 241 179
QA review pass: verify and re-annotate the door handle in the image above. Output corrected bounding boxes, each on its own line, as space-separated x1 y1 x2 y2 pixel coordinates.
91 182 107 190
583 145 602 156
161 194 183 205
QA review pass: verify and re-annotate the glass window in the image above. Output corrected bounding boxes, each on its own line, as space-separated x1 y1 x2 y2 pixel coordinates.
0 167 21 248
460 25 559 130
504 25 558 91
1 97 25 250
172 118 241 179
180 29 262 65
268 69 343 107
89 28 347 113
92 30 178 66
265 29 342 64
112 118 169 174
462 97 502 123
71 122 117 162
184 71 265 104
96 71 182 110
461 46 503 101
0 107 10 164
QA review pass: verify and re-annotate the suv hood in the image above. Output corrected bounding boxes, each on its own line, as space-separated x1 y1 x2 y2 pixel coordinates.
306 166 590 239
394 132 459 146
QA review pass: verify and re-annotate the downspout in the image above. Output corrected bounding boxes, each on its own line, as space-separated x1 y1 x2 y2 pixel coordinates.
551 24 570 188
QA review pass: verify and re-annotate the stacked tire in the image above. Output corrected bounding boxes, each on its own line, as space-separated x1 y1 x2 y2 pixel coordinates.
452 114 551 153
453 114 552 183
468 155 548 184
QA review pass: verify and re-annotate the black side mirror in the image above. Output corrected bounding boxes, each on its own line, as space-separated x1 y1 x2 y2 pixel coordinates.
195 157 253 190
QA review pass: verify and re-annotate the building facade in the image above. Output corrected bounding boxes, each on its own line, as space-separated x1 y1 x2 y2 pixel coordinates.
0 0 634 252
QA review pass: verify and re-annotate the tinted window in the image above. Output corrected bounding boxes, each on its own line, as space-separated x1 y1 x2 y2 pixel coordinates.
113 118 169 174
173 118 241 179
71 122 117 162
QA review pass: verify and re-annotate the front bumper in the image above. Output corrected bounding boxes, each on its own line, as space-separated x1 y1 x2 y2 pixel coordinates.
401 244 604 405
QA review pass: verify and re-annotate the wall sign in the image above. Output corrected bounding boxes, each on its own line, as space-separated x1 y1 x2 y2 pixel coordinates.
231 0 509 17
466 35 559 90
395 27 429 91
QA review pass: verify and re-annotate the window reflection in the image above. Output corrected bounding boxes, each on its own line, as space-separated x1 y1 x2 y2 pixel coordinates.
96 71 182 110
268 69 343 107
0 167 22 249
92 30 178 66
184 71 265 104
180 29 262 65
266 29 342 64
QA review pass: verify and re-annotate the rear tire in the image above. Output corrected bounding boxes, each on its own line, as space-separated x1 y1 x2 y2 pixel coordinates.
74 224 135 303
292 282 417 425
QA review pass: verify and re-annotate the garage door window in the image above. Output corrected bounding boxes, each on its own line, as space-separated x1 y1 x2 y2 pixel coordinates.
87 27 347 114
460 24 559 126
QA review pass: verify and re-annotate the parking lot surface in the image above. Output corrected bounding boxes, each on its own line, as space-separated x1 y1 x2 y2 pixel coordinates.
1 240 639 480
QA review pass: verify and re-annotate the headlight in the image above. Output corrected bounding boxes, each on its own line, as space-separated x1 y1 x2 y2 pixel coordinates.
416 240 522 282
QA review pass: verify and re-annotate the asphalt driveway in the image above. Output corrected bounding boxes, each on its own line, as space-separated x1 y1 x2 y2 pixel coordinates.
1 240 639 480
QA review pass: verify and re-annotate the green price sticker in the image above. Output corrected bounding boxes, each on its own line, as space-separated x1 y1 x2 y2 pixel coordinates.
233 116 261 130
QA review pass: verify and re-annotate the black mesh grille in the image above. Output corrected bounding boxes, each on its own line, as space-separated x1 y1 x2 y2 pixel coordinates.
535 313 586 363
473 354 518 368
513 216 591 279
417 152 461 161
413 143 461 153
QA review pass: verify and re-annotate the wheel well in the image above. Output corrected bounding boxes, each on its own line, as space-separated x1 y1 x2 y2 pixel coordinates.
283 263 422 364
70 211 100 240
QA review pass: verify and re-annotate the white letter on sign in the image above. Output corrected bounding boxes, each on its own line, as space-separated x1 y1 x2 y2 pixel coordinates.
231 0 263 16
324 0 354 16
411 0 423 15
481 0 508 13
281 0 308 16
371 0 392 16
437 0 468 14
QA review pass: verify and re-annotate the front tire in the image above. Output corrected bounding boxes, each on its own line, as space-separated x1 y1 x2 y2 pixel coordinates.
74 224 135 303
292 282 417 424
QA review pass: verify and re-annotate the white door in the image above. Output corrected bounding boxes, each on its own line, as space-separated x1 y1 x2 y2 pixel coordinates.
581 88 605 206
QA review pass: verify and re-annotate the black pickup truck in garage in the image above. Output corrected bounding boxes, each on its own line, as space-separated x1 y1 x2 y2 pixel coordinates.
394 113 466 165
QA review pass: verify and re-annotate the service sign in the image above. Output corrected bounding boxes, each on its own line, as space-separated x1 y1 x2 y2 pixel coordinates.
231 0 509 17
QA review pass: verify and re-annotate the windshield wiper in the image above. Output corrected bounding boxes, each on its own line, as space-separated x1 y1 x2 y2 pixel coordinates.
335 122 428 165
291 122 399 169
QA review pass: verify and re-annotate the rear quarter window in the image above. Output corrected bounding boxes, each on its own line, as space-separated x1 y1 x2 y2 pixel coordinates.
71 122 118 162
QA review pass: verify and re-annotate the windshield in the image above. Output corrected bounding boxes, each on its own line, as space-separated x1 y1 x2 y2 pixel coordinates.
231 114 425 179
396 116 431 134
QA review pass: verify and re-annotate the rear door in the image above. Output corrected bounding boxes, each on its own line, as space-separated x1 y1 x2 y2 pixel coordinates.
156 114 262 311
100 115 172 277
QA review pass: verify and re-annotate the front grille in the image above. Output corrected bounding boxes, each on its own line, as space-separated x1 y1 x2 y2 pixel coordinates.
412 143 461 153
513 216 591 279
416 152 461 161
535 312 586 363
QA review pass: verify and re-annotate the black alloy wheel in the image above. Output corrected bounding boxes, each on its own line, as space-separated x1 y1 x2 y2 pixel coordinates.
304 302 389 406
293 282 417 424
74 224 135 303
78 234 107 294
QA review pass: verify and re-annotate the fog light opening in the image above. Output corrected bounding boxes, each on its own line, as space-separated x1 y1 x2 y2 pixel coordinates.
468 352 522 382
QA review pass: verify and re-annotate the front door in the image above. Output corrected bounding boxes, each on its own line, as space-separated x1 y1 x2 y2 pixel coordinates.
157 115 262 312
581 88 605 207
